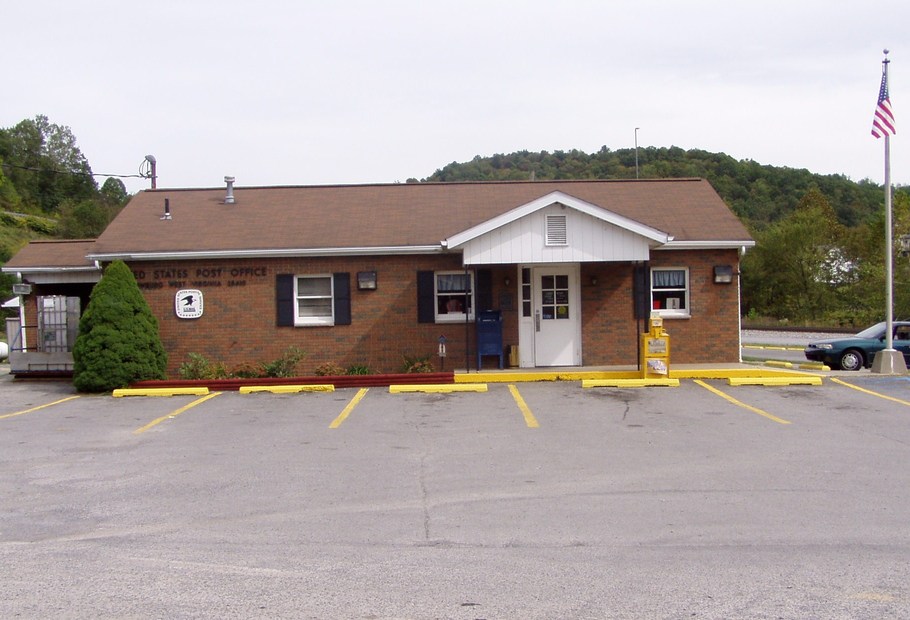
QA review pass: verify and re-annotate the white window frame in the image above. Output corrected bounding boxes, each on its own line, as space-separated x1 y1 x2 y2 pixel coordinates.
435 271 474 323
651 267 690 318
294 274 334 326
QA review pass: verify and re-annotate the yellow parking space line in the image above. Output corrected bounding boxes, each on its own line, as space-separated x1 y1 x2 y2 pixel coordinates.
0 395 81 420
329 388 369 428
133 391 222 435
508 384 539 428
831 377 910 407
694 380 791 425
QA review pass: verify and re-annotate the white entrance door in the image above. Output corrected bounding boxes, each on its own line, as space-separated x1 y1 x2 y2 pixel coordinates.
533 266 580 366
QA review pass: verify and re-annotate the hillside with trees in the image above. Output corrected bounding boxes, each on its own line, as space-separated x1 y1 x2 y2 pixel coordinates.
2 115 907 328
420 147 890 231
0 114 130 234
0 115 131 313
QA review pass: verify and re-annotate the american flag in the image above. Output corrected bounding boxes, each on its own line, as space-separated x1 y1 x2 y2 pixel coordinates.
872 67 895 138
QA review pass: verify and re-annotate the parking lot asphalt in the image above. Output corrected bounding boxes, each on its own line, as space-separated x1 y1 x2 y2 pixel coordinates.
2 367 910 619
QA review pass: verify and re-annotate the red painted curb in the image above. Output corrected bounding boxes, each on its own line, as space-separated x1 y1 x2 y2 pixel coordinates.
130 372 455 391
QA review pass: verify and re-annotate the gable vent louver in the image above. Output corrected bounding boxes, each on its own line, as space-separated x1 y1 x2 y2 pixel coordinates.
546 214 568 246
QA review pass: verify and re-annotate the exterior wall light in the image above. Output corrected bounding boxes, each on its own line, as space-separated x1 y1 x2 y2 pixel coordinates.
357 271 377 290
713 265 734 284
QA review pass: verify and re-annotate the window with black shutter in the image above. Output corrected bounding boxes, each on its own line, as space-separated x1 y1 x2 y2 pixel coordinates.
276 272 351 326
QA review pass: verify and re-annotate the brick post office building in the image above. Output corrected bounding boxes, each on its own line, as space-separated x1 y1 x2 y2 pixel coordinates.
5 178 754 376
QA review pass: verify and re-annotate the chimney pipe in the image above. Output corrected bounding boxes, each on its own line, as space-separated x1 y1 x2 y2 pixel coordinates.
224 176 235 204
161 197 171 220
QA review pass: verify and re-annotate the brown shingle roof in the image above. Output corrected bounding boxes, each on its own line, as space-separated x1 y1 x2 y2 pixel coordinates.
90 179 751 256
2 239 97 271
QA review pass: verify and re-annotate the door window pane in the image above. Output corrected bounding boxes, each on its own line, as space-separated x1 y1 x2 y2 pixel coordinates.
540 273 569 320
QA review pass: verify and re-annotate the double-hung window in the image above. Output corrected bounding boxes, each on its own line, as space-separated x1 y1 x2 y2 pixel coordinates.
276 273 351 327
651 268 689 316
435 271 474 322
295 275 334 326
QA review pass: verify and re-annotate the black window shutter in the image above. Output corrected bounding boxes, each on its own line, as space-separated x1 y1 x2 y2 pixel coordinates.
476 268 493 311
417 271 435 323
633 262 650 320
333 272 351 325
276 274 295 326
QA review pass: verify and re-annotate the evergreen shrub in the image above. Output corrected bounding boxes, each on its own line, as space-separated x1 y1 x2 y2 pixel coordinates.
72 260 167 392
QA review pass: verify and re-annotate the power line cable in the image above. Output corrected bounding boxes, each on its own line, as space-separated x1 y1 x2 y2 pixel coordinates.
0 161 147 180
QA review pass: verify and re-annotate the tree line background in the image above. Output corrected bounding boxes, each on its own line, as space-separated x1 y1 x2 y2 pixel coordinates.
2 115 908 329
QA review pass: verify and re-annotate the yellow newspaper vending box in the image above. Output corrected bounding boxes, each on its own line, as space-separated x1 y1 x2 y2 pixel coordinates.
641 313 670 378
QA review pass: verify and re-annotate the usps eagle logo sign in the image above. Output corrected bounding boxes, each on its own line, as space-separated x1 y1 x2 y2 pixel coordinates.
175 289 204 319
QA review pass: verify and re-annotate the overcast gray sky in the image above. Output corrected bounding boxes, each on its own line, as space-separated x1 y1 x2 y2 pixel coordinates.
5 0 909 194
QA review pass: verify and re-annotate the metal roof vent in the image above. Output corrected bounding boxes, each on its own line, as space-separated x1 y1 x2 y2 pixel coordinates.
545 214 568 246
224 176 235 204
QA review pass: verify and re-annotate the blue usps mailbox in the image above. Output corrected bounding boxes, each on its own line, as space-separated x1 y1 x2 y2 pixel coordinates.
476 310 503 369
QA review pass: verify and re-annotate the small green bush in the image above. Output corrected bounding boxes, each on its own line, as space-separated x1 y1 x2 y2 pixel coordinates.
402 354 435 373
259 346 305 378
346 363 372 375
178 353 228 380
229 363 261 379
314 362 345 376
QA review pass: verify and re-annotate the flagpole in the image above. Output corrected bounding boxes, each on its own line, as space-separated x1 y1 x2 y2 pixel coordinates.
872 50 906 374
884 129 893 352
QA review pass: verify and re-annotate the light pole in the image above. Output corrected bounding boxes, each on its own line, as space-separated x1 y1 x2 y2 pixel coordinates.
634 128 640 179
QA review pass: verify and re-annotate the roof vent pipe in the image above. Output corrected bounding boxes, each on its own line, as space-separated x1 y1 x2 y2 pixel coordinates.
224 176 235 204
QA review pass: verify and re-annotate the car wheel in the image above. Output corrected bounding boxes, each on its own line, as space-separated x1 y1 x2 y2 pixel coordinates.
839 349 864 371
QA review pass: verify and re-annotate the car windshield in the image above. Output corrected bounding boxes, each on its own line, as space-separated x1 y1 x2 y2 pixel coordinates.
855 323 886 339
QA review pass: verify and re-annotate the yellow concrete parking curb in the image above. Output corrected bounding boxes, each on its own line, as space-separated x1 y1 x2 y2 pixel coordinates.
582 378 680 388
743 345 805 351
455 371 643 383
113 387 210 397
764 360 794 368
798 362 830 371
239 384 335 394
727 376 823 386
389 384 488 393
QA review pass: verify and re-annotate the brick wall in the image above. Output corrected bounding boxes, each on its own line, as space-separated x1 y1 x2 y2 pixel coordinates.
580 249 742 366
126 250 741 377
130 254 508 376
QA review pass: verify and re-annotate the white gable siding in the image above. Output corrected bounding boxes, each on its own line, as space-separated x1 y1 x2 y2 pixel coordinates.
460 204 652 265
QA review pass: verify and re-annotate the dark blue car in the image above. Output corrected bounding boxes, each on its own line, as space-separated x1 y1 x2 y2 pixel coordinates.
804 321 910 370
